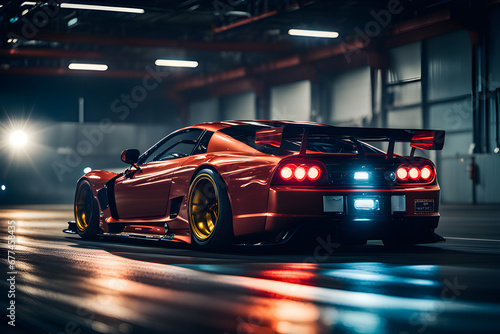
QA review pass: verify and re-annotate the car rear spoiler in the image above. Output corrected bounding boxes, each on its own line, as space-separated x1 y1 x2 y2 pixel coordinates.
255 126 445 159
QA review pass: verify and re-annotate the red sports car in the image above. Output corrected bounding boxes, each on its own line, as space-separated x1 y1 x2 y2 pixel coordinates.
64 120 445 250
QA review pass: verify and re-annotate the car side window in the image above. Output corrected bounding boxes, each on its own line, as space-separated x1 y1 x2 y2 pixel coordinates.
140 129 203 164
192 131 213 155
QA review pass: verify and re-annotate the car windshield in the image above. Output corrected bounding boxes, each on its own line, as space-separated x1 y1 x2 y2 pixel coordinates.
219 124 382 155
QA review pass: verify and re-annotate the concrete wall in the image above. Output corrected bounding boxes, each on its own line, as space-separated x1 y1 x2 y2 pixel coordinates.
329 66 371 125
271 80 311 121
0 122 173 205
221 91 256 120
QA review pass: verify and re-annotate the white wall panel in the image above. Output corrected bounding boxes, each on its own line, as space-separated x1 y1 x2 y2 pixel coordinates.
476 155 500 203
221 92 255 120
387 107 422 128
442 132 473 156
429 100 473 132
330 67 371 124
271 81 311 121
189 98 220 124
440 158 473 203
388 42 421 82
426 30 472 101
490 7 500 90
388 82 421 107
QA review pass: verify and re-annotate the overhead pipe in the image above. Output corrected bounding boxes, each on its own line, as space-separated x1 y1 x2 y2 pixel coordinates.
212 1 316 34
212 10 278 33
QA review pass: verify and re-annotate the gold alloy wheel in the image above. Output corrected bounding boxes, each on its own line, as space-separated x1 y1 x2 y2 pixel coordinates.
189 174 220 241
75 184 93 232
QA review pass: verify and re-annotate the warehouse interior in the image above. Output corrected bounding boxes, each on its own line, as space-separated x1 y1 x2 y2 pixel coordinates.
0 0 499 204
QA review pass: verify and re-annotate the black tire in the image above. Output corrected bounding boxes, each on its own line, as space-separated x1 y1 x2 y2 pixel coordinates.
74 180 100 240
187 169 232 250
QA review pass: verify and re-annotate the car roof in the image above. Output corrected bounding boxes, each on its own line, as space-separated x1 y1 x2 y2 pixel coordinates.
190 120 328 132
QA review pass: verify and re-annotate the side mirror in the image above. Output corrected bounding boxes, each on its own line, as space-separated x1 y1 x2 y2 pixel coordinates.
121 149 140 164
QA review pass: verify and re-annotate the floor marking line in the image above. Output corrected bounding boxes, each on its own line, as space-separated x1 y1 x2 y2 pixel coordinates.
446 237 500 243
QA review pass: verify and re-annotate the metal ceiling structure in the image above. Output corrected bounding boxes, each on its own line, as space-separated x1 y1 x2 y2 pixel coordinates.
0 0 497 100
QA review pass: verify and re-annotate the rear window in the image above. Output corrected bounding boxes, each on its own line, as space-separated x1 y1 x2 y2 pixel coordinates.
219 124 381 155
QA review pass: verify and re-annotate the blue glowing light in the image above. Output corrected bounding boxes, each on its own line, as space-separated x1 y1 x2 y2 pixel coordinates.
354 171 369 180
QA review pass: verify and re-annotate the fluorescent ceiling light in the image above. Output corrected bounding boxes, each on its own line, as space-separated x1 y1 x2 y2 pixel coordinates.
60 3 144 14
68 17 78 27
21 2 37 6
288 29 339 38
68 63 108 71
155 59 198 68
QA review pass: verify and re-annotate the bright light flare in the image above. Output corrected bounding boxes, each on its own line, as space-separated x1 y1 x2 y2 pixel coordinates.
155 59 199 68
280 166 293 180
307 166 321 181
68 63 108 71
60 3 145 14
9 130 28 148
396 167 408 181
1 185 6 191
354 199 377 210
409 167 420 180
420 167 433 180
294 167 306 181
354 171 369 180
288 29 339 39
83 167 92 174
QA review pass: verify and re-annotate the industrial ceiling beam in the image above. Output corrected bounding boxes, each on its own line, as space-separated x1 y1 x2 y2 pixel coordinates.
0 66 151 78
172 8 466 95
172 41 363 92
2 31 291 52
0 48 103 59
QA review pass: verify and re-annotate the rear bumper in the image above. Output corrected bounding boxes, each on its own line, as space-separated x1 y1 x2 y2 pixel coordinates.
263 185 440 242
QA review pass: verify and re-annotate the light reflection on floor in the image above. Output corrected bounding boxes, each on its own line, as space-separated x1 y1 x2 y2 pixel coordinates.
2 208 500 334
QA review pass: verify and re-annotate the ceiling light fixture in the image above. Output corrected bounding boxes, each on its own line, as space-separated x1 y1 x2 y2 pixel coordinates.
288 29 339 38
155 59 199 68
68 17 78 27
60 3 145 14
68 63 108 71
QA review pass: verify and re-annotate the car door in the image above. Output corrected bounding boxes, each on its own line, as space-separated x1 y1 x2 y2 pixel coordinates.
113 128 204 220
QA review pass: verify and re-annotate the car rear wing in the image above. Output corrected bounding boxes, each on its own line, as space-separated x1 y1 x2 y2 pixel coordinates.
255 126 445 158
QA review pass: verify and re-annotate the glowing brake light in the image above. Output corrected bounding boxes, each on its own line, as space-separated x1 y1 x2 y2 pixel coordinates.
307 166 321 181
294 166 307 181
409 167 420 180
420 166 432 180
396 165 434 183
278 163 323 182
280 166 293 180
396 167 409 181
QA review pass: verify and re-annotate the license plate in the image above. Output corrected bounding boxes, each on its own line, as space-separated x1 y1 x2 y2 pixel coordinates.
415 199 434 214
323 196 344 213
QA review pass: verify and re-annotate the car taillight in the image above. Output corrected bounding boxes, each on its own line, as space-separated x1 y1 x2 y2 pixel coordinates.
396 167 409 181
409 167 420 180
280 166 293 180
278 163 323 182
307 166 321 181
397 165 434 183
